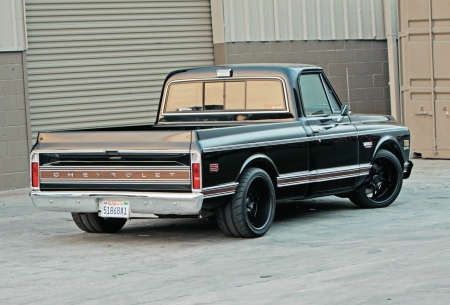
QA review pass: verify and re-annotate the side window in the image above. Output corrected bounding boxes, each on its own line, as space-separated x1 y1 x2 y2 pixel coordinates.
299 74 332 116
321 75 340 113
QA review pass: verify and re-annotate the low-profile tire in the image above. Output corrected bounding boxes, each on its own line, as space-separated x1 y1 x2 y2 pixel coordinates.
349 149 403 208
215 168 276 238
71 213 127 233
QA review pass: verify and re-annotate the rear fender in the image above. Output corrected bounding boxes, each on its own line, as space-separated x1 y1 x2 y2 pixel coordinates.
236 154 279 186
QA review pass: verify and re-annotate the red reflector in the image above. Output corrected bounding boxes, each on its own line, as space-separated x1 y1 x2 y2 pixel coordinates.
32 162 39 187
192 163 201 189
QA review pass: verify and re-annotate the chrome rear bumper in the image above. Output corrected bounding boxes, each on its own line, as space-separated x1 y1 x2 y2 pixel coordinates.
30 191 203 215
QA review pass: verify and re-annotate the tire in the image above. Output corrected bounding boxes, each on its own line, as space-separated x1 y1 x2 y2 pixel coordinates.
349 149 403 208
215 168 276 238
71 213 127 233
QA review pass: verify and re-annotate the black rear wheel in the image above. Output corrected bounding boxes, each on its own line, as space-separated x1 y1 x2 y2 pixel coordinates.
215 168 276 238
71 213 127 233
349 149 403 208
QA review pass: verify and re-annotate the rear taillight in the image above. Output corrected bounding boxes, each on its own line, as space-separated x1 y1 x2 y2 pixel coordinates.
31 162 39 187
192 163 201 189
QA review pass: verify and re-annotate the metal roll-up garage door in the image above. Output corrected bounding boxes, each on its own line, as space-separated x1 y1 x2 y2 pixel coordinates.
25 0 214 140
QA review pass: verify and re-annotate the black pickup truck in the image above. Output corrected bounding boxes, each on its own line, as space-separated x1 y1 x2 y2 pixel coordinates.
30 64 413 238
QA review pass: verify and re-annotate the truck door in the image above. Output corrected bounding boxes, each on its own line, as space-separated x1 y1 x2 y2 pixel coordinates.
299 72 359 195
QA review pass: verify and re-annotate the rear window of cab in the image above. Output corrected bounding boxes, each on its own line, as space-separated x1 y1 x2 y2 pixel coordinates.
164 79 286 113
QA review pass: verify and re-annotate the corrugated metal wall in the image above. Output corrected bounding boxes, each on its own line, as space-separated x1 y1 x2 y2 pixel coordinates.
223 0 386 42
25 0 214 139
0 0 28 51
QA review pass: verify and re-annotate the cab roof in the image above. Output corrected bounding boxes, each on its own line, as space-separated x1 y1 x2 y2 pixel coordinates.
166 64 323 82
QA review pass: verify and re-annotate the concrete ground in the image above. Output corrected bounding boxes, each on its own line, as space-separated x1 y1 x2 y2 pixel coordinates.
1 159 449 305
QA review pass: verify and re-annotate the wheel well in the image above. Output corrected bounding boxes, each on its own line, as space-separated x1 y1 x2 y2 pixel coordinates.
238 159 278 188
377 142 404 164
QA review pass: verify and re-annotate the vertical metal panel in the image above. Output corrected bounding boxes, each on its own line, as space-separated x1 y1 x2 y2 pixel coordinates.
223 0 387 42
399 0 450 158
0 0 28 51
223 0 275 42
25 0 214 140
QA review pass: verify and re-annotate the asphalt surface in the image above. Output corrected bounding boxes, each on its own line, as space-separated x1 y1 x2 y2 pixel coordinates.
1 158 449 305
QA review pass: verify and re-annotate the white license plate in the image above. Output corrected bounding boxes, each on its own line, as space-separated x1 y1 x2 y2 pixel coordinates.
99 201 130 218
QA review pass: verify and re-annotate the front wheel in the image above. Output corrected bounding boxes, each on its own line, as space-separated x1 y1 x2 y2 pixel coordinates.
215 168 276 238
71 213 127 233
349 149 403 208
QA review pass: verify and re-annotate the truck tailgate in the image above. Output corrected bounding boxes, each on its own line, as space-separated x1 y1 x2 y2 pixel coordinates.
32 130 193 192
33 130 192 151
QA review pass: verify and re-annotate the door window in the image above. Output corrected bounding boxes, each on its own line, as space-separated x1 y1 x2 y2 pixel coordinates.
299 74 332 116
321 75 341 113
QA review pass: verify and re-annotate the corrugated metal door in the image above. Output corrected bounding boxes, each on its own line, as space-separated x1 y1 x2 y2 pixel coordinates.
399 0 450 158
25 0 214 140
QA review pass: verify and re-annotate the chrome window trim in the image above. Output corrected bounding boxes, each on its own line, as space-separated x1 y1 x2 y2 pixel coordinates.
161 76 290 116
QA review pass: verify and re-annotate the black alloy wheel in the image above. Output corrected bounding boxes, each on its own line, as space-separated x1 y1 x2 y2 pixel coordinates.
215 168 276 238
349 149 403 208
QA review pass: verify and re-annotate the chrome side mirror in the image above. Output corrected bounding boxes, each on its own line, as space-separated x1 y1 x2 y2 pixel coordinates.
337 105 349 123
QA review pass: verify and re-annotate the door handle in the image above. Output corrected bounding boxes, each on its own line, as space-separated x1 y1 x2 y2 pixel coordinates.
415 107 432 116
313 124 337 133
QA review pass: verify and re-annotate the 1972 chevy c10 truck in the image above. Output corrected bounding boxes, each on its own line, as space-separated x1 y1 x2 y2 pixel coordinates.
30 64 413 238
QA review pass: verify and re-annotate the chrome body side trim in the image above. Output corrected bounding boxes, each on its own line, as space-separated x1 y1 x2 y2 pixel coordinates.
357 127 409 136
277 171 311 187
277 164 372 187
203 137 311 153
313 132 358 140
30 191 203 215
203 182 239 198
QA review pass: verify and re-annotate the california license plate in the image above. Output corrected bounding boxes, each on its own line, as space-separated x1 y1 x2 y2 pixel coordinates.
99 201 130 218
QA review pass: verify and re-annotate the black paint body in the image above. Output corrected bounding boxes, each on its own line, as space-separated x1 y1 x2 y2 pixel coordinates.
32 64 413 209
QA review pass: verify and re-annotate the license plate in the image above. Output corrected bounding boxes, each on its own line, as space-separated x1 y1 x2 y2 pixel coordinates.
99 201 130 218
